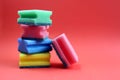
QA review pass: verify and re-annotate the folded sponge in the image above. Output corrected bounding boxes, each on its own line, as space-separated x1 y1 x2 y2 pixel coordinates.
18 44 52 54
17 10 52 26
18 38 52 45
18 38 52 54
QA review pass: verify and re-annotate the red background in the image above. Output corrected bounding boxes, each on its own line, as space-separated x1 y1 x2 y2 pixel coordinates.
0 0 120 80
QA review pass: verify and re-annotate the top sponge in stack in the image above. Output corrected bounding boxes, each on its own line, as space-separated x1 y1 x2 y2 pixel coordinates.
17 10 52 26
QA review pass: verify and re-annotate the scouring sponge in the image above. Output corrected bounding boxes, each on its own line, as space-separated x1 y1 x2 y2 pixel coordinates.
19 52 51 68
21 25 49 39
17 10 52 26
20 52 50 61
18 38 52 54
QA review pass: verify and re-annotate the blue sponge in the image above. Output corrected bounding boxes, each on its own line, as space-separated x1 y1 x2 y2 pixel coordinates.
18 38 52 45
18 45 52 54
18 38 52 54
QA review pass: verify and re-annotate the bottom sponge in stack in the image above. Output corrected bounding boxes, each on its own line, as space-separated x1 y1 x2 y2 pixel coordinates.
19 52 51 68
19 61 50 68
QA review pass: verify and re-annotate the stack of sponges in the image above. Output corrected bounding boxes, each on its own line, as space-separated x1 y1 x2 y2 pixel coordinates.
17 10 52 68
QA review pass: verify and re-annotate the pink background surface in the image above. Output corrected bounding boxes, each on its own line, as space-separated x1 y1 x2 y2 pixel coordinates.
0 0 120 80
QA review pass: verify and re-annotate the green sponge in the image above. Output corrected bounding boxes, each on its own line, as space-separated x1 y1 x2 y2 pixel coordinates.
17 10 52 26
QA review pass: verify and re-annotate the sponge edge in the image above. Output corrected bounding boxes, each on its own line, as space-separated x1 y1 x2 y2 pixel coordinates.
17 19 52 26
20 66 50 68
52 33 78 67
19 61 50 68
